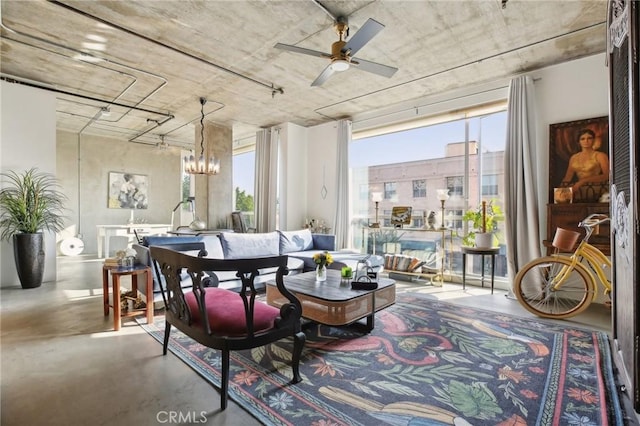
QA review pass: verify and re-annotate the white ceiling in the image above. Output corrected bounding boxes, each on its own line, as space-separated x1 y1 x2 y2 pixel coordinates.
1 0 607 150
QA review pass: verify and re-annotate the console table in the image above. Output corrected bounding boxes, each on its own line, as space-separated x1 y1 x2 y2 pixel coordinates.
96 224 171 258
366 227 453 284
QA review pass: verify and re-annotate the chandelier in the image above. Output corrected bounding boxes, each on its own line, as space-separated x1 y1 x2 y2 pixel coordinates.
184 97 221 175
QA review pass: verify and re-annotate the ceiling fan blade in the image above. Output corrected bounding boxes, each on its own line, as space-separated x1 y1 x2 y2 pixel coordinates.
274 43 330 59
351 57 398 78
343 18 384 56
311 64 336 87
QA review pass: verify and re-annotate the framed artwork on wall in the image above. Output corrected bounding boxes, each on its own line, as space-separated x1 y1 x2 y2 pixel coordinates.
108 172 148 209
549 116 609 203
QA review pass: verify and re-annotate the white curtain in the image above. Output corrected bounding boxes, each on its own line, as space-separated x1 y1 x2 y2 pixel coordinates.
254 128 278 232
504 75 542 283
333 120 351 249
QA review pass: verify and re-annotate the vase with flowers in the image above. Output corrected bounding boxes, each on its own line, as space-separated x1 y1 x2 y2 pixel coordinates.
312 251 333 282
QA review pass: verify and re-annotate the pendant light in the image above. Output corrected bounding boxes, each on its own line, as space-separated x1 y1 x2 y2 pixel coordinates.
184 97 221 175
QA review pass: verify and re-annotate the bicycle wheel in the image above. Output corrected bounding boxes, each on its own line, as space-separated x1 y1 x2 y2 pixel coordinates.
513 256 595 319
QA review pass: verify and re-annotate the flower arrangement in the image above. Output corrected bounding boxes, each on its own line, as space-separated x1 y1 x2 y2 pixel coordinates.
313 251 333 268
313 251 333 281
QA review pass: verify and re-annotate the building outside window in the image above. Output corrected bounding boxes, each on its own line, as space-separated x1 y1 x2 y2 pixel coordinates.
413 179 426 198
349 108 508 283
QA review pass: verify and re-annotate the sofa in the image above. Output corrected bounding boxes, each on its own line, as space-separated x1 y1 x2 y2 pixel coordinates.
133 228 383 304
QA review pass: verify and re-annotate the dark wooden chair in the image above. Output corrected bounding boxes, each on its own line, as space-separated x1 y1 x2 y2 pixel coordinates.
231 211 256 233
149 245 305 410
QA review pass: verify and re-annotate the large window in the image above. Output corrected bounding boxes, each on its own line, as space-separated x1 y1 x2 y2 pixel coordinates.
349 108 508 281
232 150 255 228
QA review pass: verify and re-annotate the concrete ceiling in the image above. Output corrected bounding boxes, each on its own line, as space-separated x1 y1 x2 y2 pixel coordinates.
1 0 607 150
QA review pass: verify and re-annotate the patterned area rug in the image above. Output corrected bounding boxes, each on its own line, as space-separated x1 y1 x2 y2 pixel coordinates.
140 293 624 425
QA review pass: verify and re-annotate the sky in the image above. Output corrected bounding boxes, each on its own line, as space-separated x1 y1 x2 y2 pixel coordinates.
233 111 508 195
350 112 508 168
233 151 255 195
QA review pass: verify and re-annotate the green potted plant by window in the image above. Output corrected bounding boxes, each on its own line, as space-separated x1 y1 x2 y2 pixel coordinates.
462 200 503 248
0 168 67 288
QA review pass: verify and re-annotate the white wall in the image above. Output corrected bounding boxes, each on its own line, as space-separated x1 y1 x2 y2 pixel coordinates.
1 82 57 288
305 121 339 233
279 122 308 230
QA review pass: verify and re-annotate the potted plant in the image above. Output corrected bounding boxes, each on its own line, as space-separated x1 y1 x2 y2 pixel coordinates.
0 168 67 288
462 200 503 248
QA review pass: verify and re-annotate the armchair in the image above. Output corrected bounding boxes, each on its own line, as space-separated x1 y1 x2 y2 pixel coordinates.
231 211 256 233
149 246 305 410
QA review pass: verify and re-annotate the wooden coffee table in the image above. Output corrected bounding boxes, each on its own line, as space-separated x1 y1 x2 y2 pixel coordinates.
266 269 395 332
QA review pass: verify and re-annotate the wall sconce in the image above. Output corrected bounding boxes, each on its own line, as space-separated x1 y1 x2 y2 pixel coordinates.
436 189 450 229
184 97 221 175
370 192 383 228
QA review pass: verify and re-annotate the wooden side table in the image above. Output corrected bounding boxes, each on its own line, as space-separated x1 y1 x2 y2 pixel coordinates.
102 264 154 331
461 247 500 294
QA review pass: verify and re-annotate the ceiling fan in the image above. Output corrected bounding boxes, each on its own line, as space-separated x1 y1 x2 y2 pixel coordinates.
274 17 398 87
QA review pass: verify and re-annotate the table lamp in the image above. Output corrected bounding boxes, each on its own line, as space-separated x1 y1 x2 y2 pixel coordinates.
436 189 450 229
370 192 383 228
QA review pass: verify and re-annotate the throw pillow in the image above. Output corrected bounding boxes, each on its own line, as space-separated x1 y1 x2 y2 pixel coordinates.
219 232 280 259
278 229 313 254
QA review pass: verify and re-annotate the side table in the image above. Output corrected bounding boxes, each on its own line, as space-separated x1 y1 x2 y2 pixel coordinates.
102 264 154 331
461 247 500 294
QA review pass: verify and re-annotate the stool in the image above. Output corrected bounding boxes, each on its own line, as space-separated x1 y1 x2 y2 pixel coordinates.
102 264 153 331
461 246 500 294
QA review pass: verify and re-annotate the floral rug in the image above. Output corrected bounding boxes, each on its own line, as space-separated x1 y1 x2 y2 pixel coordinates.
140 293 624 425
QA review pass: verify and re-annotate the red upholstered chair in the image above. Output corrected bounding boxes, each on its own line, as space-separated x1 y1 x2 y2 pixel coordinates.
149 245 305 410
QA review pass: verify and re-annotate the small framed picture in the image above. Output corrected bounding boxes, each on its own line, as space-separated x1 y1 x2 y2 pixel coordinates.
554 187 573 204
391 206 412 226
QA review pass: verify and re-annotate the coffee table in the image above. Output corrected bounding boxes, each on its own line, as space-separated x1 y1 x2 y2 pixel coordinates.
266 269 395 332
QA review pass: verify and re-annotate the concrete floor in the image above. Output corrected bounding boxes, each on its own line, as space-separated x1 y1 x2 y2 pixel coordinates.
0 255 625 425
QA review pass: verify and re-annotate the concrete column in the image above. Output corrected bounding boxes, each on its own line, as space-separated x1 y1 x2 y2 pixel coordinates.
194 121 233 230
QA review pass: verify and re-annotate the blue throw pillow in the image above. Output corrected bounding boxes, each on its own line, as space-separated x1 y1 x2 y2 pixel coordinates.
278 229 313 254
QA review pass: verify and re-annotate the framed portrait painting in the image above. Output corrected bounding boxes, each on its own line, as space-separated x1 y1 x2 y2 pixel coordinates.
548 116 609 203
108 172 148 209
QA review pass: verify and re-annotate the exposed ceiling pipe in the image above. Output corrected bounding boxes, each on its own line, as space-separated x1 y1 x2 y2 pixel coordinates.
1 19 170 124
49 0 285 96
314 20 606 121
129 101 226 146
1 75 173 119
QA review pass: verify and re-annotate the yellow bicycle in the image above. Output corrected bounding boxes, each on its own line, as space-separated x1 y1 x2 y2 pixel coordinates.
513 214 612 319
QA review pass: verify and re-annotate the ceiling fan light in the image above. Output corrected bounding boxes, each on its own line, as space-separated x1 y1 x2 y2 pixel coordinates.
330 59 350 72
